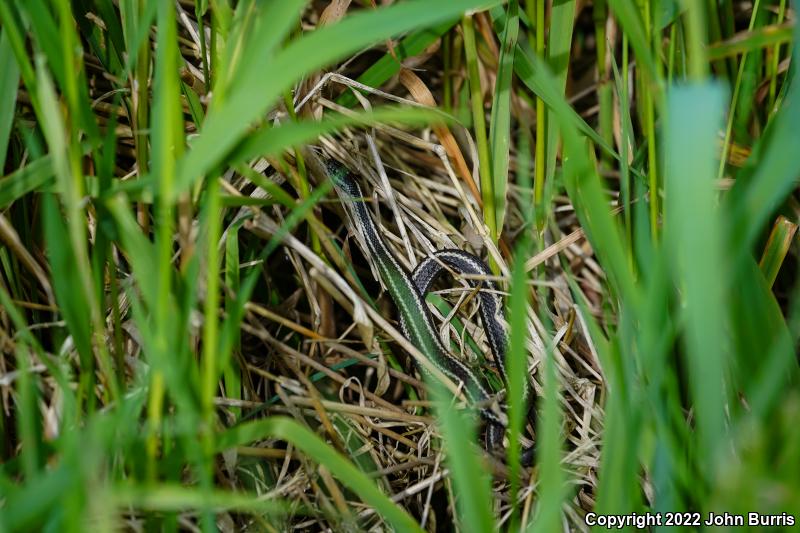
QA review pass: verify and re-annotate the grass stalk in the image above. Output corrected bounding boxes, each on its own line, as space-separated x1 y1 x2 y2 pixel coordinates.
532 0 546 208
716 0 762 181
462 14 497 244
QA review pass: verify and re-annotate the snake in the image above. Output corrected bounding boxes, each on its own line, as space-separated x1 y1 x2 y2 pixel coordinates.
322 155 534 464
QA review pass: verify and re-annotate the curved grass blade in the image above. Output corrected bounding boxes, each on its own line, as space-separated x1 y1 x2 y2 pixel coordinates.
218 416 424 532
175 0 503 199
0 156 53 207
230 106 447 167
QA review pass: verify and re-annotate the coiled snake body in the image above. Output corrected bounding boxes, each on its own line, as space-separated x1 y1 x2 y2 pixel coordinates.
324 156 534 464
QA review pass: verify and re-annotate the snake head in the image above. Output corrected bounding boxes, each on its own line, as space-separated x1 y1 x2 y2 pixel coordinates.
324 158 360 197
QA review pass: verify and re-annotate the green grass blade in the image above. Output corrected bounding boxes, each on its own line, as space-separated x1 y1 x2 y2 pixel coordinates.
430 381 495 533
218 416 424 532
0 3 36 98
216 180 332 382
0 156 53 207
606 0 658 82
708 22 794 60
214 0 306 104
733 258 799 418
0 28 19 172
336 19 458 108
175 0 503 199
514 40 618 162
663 82 728 475
230 107 446 167
152 0 182 323
19 0 66 90
462 13 497 243
544 0 576 186
759 215 798 289
2 462 76 530
528 342 567 530
112 484 288 514
42 194 94 374
727 17 800 253
489 0 518 233
223 219 243 420
506 124 533 519
520 51 636 305
104 193 159 309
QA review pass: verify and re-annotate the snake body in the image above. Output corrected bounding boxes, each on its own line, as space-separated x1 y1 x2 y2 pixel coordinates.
324 156 533 463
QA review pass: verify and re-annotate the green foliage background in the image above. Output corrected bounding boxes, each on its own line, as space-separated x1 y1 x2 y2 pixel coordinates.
0 0 798 531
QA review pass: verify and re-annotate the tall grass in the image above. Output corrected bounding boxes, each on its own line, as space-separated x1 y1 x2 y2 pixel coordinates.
1 0 799 531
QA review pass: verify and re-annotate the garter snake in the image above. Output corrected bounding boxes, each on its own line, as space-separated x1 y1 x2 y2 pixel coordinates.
322 155 534 463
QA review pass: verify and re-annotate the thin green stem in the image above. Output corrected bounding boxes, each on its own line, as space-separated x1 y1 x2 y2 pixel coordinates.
283 91 322 257
55 0 120 402
705 0 728 79
462 14 497 244
621 34 633 257
682 0 710 80
443 31 452 114
768 0 787 116
595 0 613 171
638 0 659 240
717 0 761 181
534 0 546 209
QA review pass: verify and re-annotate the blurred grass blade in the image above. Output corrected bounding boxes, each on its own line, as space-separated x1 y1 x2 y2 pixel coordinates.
2 462 76 530
0 156 53 207
606 0 658 83
104 193 159 308
113 484 288 514
118 0 157 74
0 28 19 172
19 0 65 90
708 22 794 61
506 125 532 517
663 82 728 473
529 334 566 531
218 416 424 532
734 258 798 417
728 17 800 252
431 382 495 533
43 194 93 373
